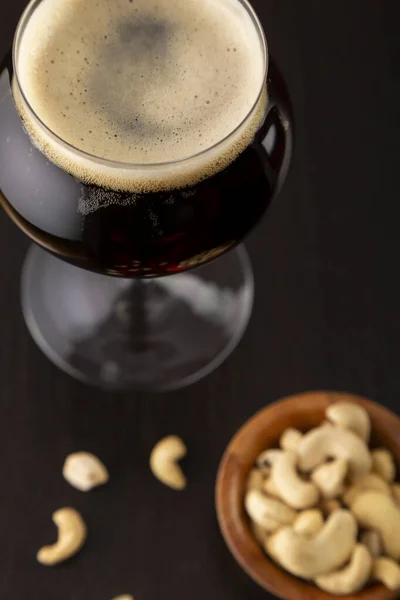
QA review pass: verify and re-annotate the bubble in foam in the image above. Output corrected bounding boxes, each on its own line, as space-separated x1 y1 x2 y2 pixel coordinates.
15 0 267 192
78 186 140 215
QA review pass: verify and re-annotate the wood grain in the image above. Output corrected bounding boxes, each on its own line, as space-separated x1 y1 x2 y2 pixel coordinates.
216 391 400 600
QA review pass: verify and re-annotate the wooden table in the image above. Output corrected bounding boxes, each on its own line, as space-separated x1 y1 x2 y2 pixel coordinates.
0 1 399 599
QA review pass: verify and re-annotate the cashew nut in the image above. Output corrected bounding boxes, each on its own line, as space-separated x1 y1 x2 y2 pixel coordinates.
270 450 319 509
37 508 87 566
298 424 372 478
266 509 357 579
343 473 391 506
246 468 264 492
326 402 371 442
319 499 342 517
279 428 303 452
371 448 396 483
351 491 400 560
62 452 109 492
150 435 187 490
372 557 400 591
311 457 348 499
256 449 281 470
293 510 324 537
262 477 282 499
112 596 134 600
360 530 382 558
251 522 269 546
245 489 296 531
392 483 400 505
314 543 372 595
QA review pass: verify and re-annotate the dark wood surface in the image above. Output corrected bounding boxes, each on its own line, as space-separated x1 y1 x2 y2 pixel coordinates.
0 1 400 599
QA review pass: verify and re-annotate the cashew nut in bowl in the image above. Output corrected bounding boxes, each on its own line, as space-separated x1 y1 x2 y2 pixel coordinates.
351 491 400 560
372 557 400 591
311 457 348 499
270 450 319 509
150 435 187 490
298 424 372 478
251 522 269 546
326 402 371 442
266 509 357 579
371 448 396 483
319 499 342 517
258 464 271 477
37 508 87 566
293 510 324 537
63 452 109 492
342 473 391 506
262 476 282 499
246 468 264 492
256 449 281 471
279 428 303 452
242 399 400 595
314 543 372 595
360 530 382 558
245 489 295 531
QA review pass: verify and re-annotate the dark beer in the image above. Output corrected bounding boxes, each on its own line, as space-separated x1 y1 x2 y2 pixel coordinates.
0 0 291 277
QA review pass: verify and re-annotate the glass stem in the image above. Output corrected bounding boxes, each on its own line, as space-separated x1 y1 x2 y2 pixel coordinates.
128 279 148 354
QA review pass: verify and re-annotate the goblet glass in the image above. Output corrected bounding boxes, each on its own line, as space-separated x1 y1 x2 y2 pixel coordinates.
0 0 292 390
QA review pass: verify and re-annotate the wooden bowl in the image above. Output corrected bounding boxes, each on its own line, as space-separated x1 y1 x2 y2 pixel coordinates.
216 391 400 600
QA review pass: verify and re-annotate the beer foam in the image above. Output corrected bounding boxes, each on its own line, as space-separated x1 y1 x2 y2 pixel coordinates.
15 0 267 192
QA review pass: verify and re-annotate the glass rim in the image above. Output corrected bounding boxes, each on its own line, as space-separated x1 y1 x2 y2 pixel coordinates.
12 0 268 171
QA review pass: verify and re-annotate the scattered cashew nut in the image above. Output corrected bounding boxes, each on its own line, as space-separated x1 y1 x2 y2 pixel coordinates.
37 507 87 566
293 510 324 537
372 557 400 591
342 473 391 506
371 448 396 483
150 435 187 490
279 428 303 452
298 424 372 478
326 402 371 442
360 530 382 558
270 450 319 509
314 543 372 594
351 491 400 560
311 457 348 499
245 489 296 531
63 452 109 492
266 509 357 579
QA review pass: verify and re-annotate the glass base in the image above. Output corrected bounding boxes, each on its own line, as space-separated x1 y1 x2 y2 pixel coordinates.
21 246 254 391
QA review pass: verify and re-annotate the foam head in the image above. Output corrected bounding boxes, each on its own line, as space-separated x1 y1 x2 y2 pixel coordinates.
15 0 267 192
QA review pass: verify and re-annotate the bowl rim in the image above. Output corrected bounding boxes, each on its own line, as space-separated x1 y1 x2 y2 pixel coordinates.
215 390 400 600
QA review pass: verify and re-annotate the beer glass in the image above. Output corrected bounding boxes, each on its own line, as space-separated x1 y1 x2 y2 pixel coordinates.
0 0 292 390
